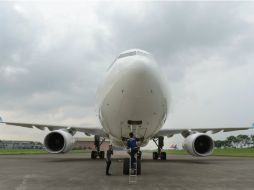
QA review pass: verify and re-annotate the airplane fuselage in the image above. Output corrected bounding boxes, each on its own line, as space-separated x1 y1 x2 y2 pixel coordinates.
96 49 168 147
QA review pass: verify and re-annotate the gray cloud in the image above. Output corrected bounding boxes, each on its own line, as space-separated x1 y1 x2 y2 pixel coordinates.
101 3 247 53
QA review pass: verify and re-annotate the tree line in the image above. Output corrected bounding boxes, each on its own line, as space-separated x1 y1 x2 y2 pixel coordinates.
214 135 254 148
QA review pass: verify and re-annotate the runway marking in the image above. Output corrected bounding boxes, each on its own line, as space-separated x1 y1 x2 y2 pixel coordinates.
15 174 36 190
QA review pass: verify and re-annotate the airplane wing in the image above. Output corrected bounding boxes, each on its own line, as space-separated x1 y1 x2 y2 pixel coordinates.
0 117 107 137
154 124 254 138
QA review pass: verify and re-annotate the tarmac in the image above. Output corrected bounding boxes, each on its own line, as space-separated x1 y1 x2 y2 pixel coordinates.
0 152 253 190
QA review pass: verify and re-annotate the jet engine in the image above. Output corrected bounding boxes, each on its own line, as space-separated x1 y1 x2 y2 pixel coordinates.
183 133 214 156
44 130 75 153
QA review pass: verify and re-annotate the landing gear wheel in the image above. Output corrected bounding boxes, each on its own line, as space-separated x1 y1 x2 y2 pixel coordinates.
137 159 141 175
153 152 158 160
123 158 141 175
99 151 105 159
153 136 166 161
161 152 166 160
91 135 106 160
123 158 129 175
91 150 97 159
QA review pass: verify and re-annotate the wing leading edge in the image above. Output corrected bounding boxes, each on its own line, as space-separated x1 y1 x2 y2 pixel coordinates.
0 118 107 137
154 125 254 138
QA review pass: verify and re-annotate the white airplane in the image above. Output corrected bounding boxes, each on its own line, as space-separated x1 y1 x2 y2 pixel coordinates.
0 49 251 174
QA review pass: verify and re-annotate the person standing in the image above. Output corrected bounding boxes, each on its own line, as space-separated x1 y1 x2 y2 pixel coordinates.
106 144 113 176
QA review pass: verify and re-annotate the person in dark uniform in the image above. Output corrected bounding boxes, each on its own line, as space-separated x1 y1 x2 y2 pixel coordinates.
127 132 138 168
106 144 113 176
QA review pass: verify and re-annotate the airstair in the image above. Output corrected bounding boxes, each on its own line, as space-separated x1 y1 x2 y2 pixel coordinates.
129 151 138 184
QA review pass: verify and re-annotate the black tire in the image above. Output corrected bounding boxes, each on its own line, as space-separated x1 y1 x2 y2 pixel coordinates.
123 158 129 175
91 150 97 159
137 159 141 175
153 152 158 160
99 151 105 159
161 152 166 160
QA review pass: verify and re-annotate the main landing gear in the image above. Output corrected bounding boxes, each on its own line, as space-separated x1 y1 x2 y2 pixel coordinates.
91 135 105 159
152 136 166 160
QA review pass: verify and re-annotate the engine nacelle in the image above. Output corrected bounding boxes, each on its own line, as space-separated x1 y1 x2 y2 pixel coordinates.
44 130 76 153
183 133 214 157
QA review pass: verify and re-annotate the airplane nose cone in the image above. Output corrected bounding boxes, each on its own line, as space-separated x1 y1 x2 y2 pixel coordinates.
126 60 150 76
122 60 158 98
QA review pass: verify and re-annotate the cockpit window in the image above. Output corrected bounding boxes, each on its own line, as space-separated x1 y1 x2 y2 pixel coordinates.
136 51 149 57
107 50 152 71
118 51 136 59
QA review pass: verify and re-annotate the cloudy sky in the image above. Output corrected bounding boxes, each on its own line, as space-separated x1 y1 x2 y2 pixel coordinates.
0 1 254 148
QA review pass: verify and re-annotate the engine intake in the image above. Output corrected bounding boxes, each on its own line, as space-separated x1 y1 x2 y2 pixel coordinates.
44 130 75 153
183 133 214 157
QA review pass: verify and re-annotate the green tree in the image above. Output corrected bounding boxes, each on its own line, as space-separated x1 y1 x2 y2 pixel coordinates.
237 135 249 148
224 140 231 148
227 136 238 148
214 140 223 148
250 135 254 147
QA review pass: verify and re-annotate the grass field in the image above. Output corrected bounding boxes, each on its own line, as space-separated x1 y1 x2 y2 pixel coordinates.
0 149 47 154
163 148 254 157
0 149 91 155
212 148 254 157
1 148 254 156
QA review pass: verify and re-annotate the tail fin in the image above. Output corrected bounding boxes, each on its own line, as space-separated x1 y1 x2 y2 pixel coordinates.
0 117 3 123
